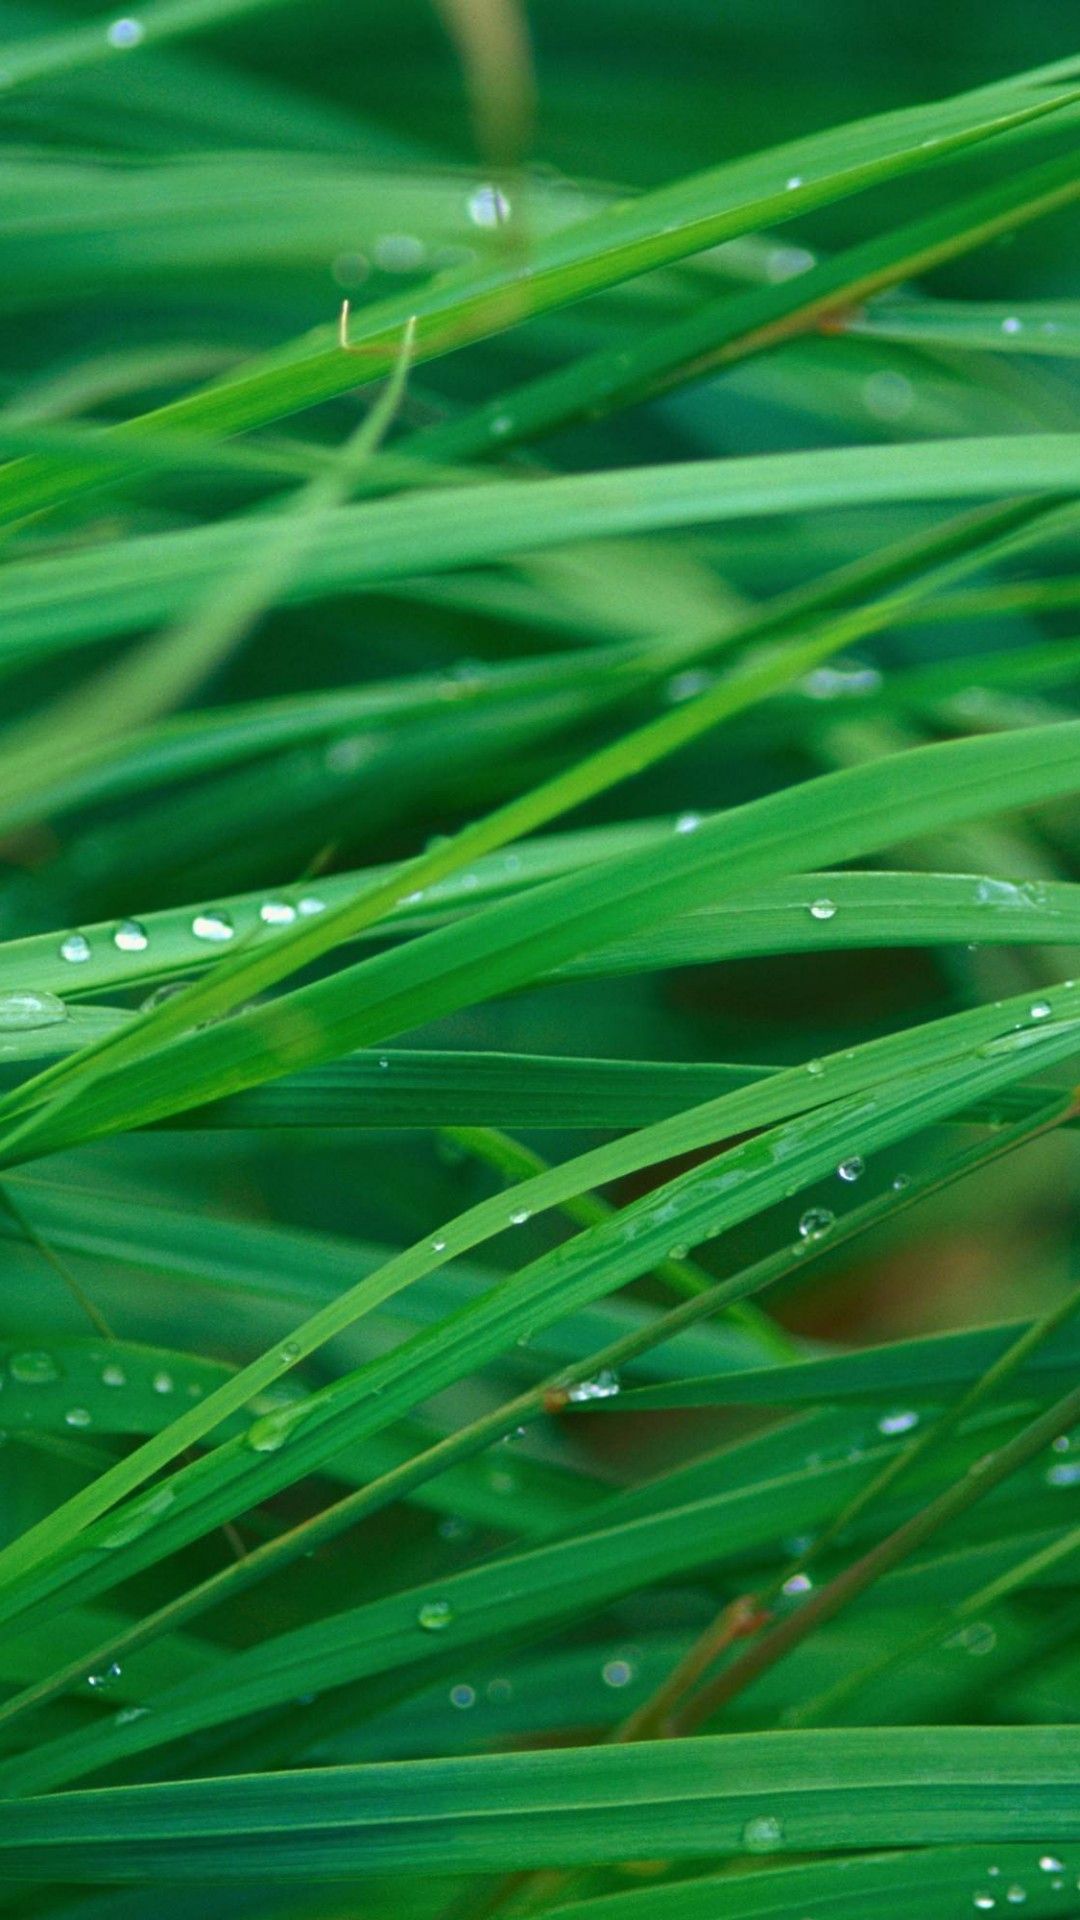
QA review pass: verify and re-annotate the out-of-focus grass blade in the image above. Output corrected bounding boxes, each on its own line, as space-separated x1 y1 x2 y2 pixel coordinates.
7 436 1080 658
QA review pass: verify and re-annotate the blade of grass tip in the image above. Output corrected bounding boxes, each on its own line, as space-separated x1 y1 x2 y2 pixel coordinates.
441 1125 798 1357
0 1079 1048 1745
0 492 1062 1149
675 1322 1080 1731
0 316 418 835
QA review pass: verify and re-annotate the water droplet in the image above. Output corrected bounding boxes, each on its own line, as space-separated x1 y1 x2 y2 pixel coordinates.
1046 1461 1080 1487
567 1368 621 1403
279 1341 301 1363
374 232 426 273
9 1350 60 1385
601 1657 635 1687
246 1415 289 1453
298 896 326 916
806 1059 825 1076
1038 1858 1064 1874
64 1406 92 1428
742 1814 784 1853
798 1207 834 1242
449 1682 476 1708
863 370 915 421
140 982 189 1012
945 1621 997 1657
837 1155 864 1183
106 17 144 47
509 1208 531 1226
1001 316 1022 335
259 901 297 926
0 990 67 1031
765 244 816 281
486 1676 512 1703
88 1660 123 1688
378 1057 389 1070
665 668 713 703
431 1237 447 1253
782 1573 812 1595
1005 1889 1027 1906
1029 1001 1052 1021
1052 1434 1071 1453
101 1363 126 1387
191 910 234 944
675 812 702 834
115 1704 149 1725
112 919 149 954
467 183 511 228
59 932 91 964
152 1371 174 1395
490 413 513 437
891 1173 911 1192
973 1898 996 1912
877 1409 919 1436
418 1599 454 1632
785 174 803 189
803 660 884 699
808 898 837 921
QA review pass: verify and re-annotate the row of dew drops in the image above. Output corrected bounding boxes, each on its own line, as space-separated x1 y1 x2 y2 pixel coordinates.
4 1347 204 1441
0 896 330 1034
2 861 1065 1033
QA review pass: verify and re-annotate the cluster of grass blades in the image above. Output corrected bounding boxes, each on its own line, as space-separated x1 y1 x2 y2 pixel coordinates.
0 1 1078 1915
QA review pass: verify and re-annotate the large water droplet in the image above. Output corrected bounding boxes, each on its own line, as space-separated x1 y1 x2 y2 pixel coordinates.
449 1682 476 1708
9 1350 60 1385
59 932 91 964
298 896 326 916
973 1897 996 1912
798 1207 834 1242
1038 1857 1064 1874
601 1657 635 1687
1001 316 1022 335
675 812 702 835
106 17 143 47
64 1406 92 1428
101 1363 126 1388
567 1368 621 1403
259 901 297 926
0 990 67 1031
113 920 148 953
467 183 511 228
152 1371 174 1395
1046 1461 1080 1487
742 1814 784 1853
1005 1888 1027 1906
418 1598 454 1632
509 1208 531 1226
782 1573 812 1595
878 1410 919 1436
192 911 234 944
1029 1001 1052 1022
808 897 837 922
837 1155 864 1183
